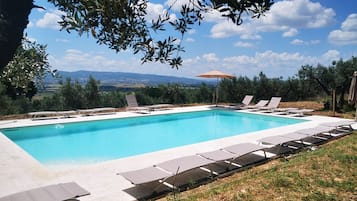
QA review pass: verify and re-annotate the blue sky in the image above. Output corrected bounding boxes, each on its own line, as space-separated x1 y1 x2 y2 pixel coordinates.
26 0 357 79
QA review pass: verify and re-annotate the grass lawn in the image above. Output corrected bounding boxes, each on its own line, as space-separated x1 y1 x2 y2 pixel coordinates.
161 133 357 201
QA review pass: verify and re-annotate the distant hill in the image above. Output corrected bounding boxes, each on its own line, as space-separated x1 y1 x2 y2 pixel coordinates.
45 70 212 86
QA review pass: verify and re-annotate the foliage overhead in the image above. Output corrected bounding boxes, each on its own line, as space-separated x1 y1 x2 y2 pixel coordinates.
7 0 271 71
0 39 52 98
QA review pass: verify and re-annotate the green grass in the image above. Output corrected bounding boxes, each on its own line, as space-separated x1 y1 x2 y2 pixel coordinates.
160 133 357 201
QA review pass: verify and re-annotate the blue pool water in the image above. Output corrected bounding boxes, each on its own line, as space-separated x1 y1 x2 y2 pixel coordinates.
1 110 306 165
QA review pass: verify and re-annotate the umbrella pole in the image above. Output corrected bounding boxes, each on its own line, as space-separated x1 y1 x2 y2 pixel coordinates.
214 77 218 107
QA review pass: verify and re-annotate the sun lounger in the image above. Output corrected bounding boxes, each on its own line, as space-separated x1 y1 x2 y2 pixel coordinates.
294 126 335 144
241 100 269 109
28 111 59 120
287 108 314 116
119 166 173 200
229 95 254 109
147 104 173 111
258 97 281 111
198 143 267 172
155 155 216 189
78 107 116 116
28 110 77 120
119 155 214 199
0 182 90 201
296 126 332 137
272 107 298 114
320 120 354 135
258 133 304 155
125 94 150 114
120 166 172 186
156 155 213 175
258 131 325 155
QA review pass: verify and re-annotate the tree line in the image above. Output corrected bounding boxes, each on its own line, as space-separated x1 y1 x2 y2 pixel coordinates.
0 56 356 115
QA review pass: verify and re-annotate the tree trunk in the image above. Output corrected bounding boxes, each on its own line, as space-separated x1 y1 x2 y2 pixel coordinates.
0 0 34 70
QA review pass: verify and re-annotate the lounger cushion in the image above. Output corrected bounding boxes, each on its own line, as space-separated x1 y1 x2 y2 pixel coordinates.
0 182 89 201
259 135 292 145
120 167 171 185
320 120 354 127
156 155 213 174
198 150 236 161
297 126 332 136
223 143 265 155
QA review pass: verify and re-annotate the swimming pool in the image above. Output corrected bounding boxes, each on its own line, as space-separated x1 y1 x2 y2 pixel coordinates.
1 110 306 165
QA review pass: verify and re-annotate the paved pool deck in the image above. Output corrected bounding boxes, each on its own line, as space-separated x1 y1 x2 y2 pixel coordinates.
0 106 355 201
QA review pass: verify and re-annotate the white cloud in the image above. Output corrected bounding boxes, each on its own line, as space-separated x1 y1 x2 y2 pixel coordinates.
146 2 165 21
219 50 323 78
291 39 320 45
146 2 177 22
203 9 226 22
188 29 196 35
202 53 219 62
322 50 340 62
186 37 195 42
188 50 342 78
291 39 305 45
210 21 250 38
234 41 253 48
260 0 335 28
341 13 357 31
240 34 262 40
283 28 298 37
183 56 200 65
209 0 335 39
27 21 34 28
328 13 357 45
165 0 198 11
49 49 129 72
36 10 64 29
223 55 257 65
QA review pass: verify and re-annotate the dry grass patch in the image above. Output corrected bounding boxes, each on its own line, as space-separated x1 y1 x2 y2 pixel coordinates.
160 133 357 201
279 101 324 111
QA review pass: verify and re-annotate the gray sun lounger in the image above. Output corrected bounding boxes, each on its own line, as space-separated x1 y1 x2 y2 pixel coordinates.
260 132 316 144
241 100 269 109
120 166 172 185
296 126 333 138
320 120 354 135
258 97 282 111
198 143 267 170
258 132 316 155
0 182 90 201
229 95 254 109
125 94 150 113
287 108 314 116
155 155 213 175
289 126 337 145
119 155 214 192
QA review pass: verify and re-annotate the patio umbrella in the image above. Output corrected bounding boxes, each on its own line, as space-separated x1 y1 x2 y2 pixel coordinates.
197 70 235 106
348 71 357 121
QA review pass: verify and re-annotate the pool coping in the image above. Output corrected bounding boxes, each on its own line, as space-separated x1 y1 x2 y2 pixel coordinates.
0 105 354 201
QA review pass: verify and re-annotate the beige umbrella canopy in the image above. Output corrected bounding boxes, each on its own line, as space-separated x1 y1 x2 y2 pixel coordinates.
348 71 357 121
197 70 235 79
197 70 235 106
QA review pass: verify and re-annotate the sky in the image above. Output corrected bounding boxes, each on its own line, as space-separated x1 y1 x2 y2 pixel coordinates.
26 0 357 79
